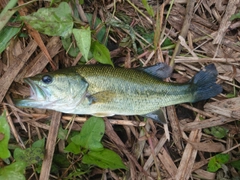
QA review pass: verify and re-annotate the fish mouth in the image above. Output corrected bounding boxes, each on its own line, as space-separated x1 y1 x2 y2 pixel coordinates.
24 78 46 101
14 78 48 108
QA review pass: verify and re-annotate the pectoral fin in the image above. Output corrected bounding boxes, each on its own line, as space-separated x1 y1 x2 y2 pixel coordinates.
141 108 167 124
87 91 116 105
140 63 173 79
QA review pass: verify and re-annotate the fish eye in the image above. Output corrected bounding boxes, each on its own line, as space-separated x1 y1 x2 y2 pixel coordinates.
42 75 53 84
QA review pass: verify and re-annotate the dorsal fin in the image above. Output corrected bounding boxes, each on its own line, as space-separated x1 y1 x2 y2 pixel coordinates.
139 63 173 79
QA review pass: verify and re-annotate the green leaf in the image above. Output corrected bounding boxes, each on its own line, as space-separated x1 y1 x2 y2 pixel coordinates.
141 0 154 17
91 41 113 66
64 141 81 154
0 16 21 54
0 161 26 180
53 153 70 168
226 93 236 98
71 117 104 151
21 2 73 38
58 126 68 140
161 37 173 47
73 27 91 61
32 138 45 148
61 36 80 57
85 13 107 44
231 160 240 171
207 154 230 172
0 111 11 159
14 147 44 166
0 0 18 31
82 148 126 170
210 127 228 139
230 12 240 21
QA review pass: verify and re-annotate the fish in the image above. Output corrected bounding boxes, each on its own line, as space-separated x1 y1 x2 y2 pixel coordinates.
14 63 222 123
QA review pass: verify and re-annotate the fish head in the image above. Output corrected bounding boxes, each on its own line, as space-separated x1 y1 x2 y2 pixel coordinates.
15 69 89 112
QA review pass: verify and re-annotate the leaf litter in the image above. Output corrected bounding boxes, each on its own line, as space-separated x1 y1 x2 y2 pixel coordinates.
0 0 240 179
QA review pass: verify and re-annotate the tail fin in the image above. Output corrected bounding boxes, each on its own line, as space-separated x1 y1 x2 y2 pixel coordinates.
191 64 222 102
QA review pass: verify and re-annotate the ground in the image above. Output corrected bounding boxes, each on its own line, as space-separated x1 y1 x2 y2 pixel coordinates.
0 0 240 179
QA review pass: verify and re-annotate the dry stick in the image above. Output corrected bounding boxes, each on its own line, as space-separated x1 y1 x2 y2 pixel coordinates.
39 112 62 180
166 106 183 150
62 115 146 126
125 0 153 25
3 104 25 148
5 94 27 132
146 132 162 180
104 118 149 178
0 40 37 103
175 57 240 63
158 147 178 177
16 37 62 80
213 0 240 44
154 0 170 64
75 0 88 22
180 104 214 118
175 115 202 180
143 135 167 170
181 116 236 132
159 0 173 46
169 0 196 68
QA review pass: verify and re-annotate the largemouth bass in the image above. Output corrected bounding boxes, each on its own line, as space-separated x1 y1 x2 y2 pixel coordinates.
14 64 222 123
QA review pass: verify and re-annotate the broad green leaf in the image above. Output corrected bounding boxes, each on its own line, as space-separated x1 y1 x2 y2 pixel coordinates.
53 153 70 168
231 160 240 171
161 37 173 47
211 127 228 139
230 12 240 21
61 36 80 57
71 117 104 151
215 153 230 164
64 142 81 154
14 147 44 166
32 138 45 148
0 161 26 180
207 154 230 172
91 41 113 66
82 148 126 170
0 111 11 159
21 2 73 38
204 126 229 139
73 27 91 61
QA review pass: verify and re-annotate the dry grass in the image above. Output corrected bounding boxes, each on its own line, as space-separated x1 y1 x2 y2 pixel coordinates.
0 0 240 179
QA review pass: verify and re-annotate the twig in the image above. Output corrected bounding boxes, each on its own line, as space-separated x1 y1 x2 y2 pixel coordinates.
39 112 62 180
170 0 196 68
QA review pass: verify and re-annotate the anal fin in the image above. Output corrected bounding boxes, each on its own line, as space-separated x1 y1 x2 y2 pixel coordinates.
141 108 167 124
